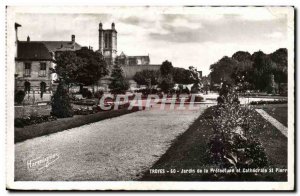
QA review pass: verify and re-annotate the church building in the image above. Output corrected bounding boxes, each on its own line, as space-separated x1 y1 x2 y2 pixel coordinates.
97 22 160 90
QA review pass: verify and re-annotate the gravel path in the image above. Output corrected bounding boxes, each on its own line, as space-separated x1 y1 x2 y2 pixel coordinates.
15 104 208 181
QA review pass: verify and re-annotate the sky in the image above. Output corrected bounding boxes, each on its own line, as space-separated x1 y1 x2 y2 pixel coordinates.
15 7 290 75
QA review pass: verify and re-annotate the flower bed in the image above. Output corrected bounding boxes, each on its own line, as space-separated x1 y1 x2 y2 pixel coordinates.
15 106 144 143
15 115 57 128
250 99 287 105
204 104 269 180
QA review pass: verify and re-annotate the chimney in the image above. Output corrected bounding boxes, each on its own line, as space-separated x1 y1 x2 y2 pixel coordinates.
71 35 75 44
15 23 21 42
112 22 115 30
27 36 30 42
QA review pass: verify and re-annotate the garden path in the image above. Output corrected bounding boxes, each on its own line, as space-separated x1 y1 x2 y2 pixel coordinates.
15 104 209 181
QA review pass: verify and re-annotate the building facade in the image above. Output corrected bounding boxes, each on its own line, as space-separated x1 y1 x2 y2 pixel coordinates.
98 22 117 66
15 39 54 103
14 23 82 104
97 23 160 90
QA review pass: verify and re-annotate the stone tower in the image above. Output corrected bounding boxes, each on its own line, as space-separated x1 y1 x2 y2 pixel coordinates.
98 22 117 65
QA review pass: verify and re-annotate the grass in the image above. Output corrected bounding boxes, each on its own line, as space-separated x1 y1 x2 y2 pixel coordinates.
254 104 287 127
15 106 143 143
141 105 287 181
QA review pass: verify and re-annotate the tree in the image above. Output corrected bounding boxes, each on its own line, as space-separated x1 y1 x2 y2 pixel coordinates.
51 81 74 118
109 64 129 94
133 70 159 88
159 61 174 93
75 48 109 92
160 60 174 76
54 48 109 92
159 74 174 93
173 67 196 84
251 51 276 91
232 51 251 62
54 51 83 86
210 56 238 85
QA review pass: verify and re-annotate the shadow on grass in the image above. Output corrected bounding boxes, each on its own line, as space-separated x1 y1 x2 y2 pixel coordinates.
141 106 287 181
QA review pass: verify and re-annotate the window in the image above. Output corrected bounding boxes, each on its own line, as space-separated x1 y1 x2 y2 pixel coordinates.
24 81 30 93
24 63 31 77
105 34 108 48
109 34 112 48
39 63 47 77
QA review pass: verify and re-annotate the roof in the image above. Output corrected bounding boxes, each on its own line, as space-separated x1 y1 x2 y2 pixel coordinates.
16 42 52 61
41 41 82 52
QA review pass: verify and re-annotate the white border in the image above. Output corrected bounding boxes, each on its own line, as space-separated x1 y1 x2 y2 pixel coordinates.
5 6 295 191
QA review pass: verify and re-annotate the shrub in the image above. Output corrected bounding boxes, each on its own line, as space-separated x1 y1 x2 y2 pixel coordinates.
15 115 57 128
51 81 74 118
204 87 269 180
15 90 26 104
183 87 190 94
94 90 104 99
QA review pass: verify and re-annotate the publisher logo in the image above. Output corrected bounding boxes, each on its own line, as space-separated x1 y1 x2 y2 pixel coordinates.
27 153 59 170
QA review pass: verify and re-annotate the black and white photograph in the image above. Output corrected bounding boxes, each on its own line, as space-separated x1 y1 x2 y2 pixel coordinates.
5 6 294 191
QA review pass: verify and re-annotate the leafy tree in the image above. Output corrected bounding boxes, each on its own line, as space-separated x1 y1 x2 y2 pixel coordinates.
160 60 174 76
109 64 129 94
159 61 174 93
251 51 276 91
54 51 83 86
159 74 174 93
209 48 287 93
51 81 74 118
54 48 108 92
75 48 109 92
232 51 251 62
210 56 238 85
133 70 159 87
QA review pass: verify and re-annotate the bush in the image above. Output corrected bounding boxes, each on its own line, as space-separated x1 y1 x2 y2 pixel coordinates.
94 90 104 99
51 81 74 118
15 90 26 104
204 88 269 180
15 115 57 128
183 87 190 94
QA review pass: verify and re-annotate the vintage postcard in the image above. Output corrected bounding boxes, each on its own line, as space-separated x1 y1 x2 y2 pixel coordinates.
6 6 295 191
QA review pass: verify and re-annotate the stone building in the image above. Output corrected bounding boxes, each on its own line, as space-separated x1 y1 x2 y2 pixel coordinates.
14 23 82 104
97 22 160 90
15 38 54 103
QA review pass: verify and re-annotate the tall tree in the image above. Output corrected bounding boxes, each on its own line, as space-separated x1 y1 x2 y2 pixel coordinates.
51 81 74 118
210 56 238 85
54 48 109 92
109 64 129 94
54 51 83 86
76 47 109 92
160 60 174 76
159 60 174 93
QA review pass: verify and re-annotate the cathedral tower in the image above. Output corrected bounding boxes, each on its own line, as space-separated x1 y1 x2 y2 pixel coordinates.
98 22 117 65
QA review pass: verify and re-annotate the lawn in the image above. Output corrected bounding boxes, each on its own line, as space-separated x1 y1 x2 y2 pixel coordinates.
254 104 287 127
15 106 143 143
141 105 287 181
